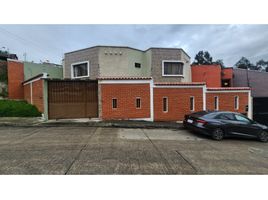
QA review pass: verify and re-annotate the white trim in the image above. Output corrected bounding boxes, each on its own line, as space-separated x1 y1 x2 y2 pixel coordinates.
99 79 152 84
214 96 219 111
190 96 195 112
71 61 90 79
162 60 185 77
7 58 23 63
149 79 154 121
23 73 48 86
234 96 239 110
206 90 250 93
30 82 33 104
154 85 204 88
127 118 152 121
203 85 207 111
248 90 253 119
163 96 168 113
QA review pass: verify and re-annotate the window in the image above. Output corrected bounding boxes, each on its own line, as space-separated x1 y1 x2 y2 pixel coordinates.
163 97 168 112
190 97 195 111
135 63 141 68
112 98 117 109
214 96 219 110
234 96 239 110
136 98 141 109
234 114 251 123
162 60 184 76
71 61 89 78
216 113 235 120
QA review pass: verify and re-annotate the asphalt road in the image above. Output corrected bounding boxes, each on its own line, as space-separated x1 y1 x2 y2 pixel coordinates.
0 126 267 174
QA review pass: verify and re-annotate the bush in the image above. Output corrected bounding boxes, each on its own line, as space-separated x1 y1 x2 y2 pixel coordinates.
0 100 41 117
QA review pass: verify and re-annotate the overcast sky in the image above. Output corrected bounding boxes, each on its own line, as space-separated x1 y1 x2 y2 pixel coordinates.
0 24 268 66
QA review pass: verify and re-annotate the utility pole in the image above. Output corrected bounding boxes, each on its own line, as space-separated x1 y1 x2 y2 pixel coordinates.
23 53 27 62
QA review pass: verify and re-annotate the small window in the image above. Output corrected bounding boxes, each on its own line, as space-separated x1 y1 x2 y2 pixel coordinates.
112 98 117 109
190 97 195 111
234 96 239 110
72 61 89 78
135 63 141 68
136 98 141 109
162 61 184 76
214 96 219 110
163 97 168 112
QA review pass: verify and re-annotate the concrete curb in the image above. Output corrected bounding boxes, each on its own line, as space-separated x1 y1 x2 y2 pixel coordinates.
0 121 184 129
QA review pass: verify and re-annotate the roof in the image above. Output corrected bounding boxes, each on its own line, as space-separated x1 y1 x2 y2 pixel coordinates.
0 52 18 61
65 45 190 58
98 76 152 80
207 87 250 91
22 73 45 84
154 82 206 86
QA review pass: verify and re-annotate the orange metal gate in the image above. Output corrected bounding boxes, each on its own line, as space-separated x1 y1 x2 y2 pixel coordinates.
48 80 98 119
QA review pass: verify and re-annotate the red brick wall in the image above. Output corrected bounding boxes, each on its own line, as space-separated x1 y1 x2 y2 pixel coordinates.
222 68 233 80
101 83 150 120
206 92 249 114
7 60 24 99
191 65 222 87
23 79 44 113
154 88 204 121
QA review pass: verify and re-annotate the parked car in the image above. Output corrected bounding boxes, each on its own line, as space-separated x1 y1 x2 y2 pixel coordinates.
183 111 268 142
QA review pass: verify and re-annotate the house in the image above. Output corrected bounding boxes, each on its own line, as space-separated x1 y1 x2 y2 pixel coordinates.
7 46 252 122
64 46 192 82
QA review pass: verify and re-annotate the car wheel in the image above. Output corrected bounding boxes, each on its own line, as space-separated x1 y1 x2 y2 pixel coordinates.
258 131 268 142
211 128 224 141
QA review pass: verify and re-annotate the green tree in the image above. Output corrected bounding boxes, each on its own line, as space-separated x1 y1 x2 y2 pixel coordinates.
192 51 213 65
235 57 252 69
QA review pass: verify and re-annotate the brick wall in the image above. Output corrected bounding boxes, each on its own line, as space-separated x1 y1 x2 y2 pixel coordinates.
100 83 150 120
191 65 221 87
206 92 249 114
23 79 44 113
7 60 24 99
153 87 204 121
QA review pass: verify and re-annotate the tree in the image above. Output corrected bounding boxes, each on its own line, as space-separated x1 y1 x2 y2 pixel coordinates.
235 57 252 69
192 51 213 65
256 59 268 71
266 66 268 72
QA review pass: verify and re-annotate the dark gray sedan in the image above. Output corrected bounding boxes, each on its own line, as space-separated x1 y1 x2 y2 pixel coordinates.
183 111 268 142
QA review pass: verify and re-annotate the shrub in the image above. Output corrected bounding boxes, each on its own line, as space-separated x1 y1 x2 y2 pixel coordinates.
0 100 41 117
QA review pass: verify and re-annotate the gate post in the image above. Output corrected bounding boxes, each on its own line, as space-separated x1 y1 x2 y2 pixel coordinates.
43 79 49 120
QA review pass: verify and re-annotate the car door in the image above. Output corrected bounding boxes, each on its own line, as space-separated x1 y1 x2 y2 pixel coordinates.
232 114 261 137
215 113 238 135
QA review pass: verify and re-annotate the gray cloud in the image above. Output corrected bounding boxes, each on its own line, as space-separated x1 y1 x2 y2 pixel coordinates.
0 24 267 66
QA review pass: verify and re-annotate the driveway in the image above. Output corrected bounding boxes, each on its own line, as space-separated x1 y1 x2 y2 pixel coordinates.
0 126 267 174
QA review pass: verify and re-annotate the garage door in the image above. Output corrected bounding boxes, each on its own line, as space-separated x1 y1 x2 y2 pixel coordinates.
48 80 98 119
253 97 268 125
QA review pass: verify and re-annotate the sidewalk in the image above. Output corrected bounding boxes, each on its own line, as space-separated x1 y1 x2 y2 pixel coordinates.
0 117 184 129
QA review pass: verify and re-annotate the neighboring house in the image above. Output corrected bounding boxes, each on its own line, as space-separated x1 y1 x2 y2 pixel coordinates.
233 68 268 124
7 59 63 112
64 46 191 82
0 51 18 99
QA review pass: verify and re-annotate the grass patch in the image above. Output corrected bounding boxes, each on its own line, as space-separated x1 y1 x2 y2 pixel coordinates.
0 100 41 117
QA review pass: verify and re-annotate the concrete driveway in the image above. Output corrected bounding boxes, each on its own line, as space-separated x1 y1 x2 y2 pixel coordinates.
0 126 267 174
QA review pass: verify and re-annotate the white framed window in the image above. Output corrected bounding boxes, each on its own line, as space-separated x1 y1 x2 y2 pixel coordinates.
71 61 90 78
112 98 117 109
162 60 184 77
214 96 219 111
163 97 168 112
136 97 141 109
190 96 195 111
234 96 239 110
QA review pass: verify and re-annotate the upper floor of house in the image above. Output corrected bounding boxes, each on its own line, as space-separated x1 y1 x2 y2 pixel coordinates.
63 45 191 82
